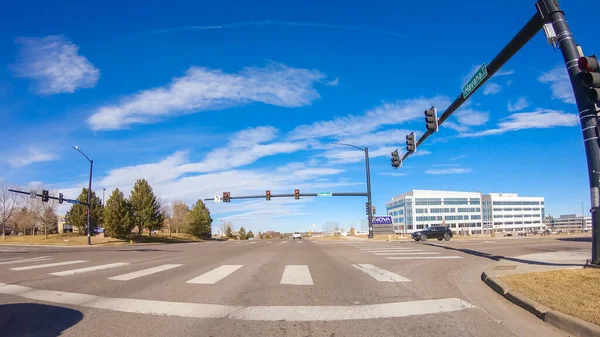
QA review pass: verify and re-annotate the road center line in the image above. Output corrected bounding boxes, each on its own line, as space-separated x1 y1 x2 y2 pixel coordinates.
186 265 243 284
11 260 88 271
108 264 183 281
280 265 313 285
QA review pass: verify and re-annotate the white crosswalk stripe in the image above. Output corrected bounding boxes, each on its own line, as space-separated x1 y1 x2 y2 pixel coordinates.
11 260 88 271
374 252 439 256
186 265 243 284
0 256 52 265
280 265 313 285
50 263 129 276
0 257 26 262
280 241 288 244
362 249 418 252
352 264 411 282
108 264 183 281
386 256 463 260
266 241 272 244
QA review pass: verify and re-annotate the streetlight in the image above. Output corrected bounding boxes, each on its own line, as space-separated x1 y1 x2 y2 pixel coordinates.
331 142 374 239
72 146 93 245
103 188 106 207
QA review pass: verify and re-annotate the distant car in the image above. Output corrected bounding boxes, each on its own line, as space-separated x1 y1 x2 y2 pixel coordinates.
292 232 302 240
412 226 452 242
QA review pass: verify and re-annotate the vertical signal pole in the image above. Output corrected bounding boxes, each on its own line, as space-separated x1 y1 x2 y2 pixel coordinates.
365 148 373 239
537 0 600 264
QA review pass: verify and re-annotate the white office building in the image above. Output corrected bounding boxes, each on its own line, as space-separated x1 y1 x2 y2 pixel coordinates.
387 190 545 234
546 214 591 230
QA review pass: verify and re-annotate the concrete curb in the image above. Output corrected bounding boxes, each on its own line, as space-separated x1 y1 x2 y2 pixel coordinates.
481 271 600 337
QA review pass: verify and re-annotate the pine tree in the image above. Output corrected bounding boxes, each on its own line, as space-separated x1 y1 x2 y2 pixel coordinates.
129 179 164 237
225 225 232 237
103 188 134 238
185 199 213 238
65 188 103 235
246 230 254 239
238 227 246 240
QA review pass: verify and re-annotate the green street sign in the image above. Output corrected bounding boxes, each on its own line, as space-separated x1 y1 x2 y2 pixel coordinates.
317 192 332 197
462 63 488 98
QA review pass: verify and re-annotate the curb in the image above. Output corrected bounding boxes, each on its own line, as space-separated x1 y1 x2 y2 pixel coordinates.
481 271 600 337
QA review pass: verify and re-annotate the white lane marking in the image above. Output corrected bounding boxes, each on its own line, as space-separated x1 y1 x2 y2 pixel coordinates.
11 260 88 271
386 256 463 260
280 265 313 285
280 241 288 244
250 242 257 244
0 256 52 265
374 252 439 256
186 265 243 284
0 282 474 321
266 241 272 244
352 264 410 282
363 249 421 252
0 257 25 262
296 241 303 243
108 264 183 281
50 263 129 276
483 241 495 243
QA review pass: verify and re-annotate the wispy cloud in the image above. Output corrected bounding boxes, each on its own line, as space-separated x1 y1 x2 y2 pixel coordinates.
507 97 530 112
425 168 472 175
325 77 339 86
483 82 502 95
378 172 407 176
287 97 449 141
88 62 329 130
12 35 99 95
459 109 578 137
450 154 468 161
495 69 515 76
152 21 404 37
444 108 489 132
8 147 58 167
537 66 575 104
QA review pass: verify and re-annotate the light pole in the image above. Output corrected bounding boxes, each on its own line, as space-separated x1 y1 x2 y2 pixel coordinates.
331 142 373 239
72 146 93 245
103 188 106 207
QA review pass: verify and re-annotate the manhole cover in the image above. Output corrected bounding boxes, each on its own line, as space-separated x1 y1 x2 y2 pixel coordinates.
493 265 517 270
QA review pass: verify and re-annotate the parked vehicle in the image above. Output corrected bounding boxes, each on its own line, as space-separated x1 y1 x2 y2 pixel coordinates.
412 226 452 242
292 232 302 240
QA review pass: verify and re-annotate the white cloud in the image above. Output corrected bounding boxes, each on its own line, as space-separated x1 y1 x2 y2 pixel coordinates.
287 96 449 141
450 154 468 161
337 129 415 147
459 109 578 137
425 168 472 175
378 172 406 176
507 97 530 112
88 62 328 130
483 82 502 95
495 69 515 76
8 147 58 167
444 108 489 132
325 77 339 86
12 35 99 95
538 66 575 104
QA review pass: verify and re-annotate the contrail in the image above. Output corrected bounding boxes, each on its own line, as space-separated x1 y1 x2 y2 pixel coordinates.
151 20 404 37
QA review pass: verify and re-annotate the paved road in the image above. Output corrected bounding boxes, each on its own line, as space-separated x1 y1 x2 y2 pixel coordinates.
0 236 589 337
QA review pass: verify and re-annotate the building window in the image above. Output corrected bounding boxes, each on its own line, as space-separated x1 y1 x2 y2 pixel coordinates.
471 215 481 220
469 198 481 205
416 224 424 229
415 208 428 214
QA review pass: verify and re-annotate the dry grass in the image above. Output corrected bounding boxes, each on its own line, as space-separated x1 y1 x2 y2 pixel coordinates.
501 268 600 326
0 233 126 246
0 232 204 246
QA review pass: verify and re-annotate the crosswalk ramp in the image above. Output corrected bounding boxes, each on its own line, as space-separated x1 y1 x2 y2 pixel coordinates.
1 257 412 286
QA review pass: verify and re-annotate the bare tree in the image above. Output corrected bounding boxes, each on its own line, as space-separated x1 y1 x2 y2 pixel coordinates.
170 200 189 236
27 188 59 239
0 183 20 239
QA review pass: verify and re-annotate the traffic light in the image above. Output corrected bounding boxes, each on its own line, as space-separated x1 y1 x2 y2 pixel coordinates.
223 192 231 202
372 206 376 215
58 193 64 204
578 56 600 104
365 202 369 215
406 132 416 153
391 149 401 169
266 190 271 201
424 106 438 132
41 190 49 203
294 189 300 200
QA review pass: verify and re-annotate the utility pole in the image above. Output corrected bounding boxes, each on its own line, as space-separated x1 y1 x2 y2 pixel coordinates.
536 0 600 264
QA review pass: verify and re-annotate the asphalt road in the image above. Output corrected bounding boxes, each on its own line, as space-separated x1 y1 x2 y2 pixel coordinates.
0 236 590 337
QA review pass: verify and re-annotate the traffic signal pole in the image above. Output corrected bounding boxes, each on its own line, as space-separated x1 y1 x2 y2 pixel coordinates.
365 148 374 239
535 0 600 265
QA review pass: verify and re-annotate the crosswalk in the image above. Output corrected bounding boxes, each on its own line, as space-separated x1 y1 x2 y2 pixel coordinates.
321 241 464 260
0 255 413 286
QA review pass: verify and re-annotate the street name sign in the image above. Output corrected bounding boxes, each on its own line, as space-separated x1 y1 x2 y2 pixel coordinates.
317 192 332 197
462 63 487 98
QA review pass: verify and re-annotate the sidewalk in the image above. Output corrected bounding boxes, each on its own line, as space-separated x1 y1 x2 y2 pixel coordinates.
482 250 599 337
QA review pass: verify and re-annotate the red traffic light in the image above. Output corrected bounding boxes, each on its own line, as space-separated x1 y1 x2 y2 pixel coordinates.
578 56 599 72
266 190 271 196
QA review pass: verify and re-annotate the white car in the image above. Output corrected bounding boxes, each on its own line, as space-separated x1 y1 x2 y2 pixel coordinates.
292 232 302 240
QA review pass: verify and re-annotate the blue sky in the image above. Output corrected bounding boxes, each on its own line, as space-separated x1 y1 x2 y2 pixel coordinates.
0 0 594 233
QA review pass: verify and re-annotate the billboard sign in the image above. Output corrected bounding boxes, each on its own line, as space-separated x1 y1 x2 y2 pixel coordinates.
372 216 393 225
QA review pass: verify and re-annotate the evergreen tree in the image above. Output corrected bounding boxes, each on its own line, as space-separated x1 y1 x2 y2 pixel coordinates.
225 225 232 237
65 188 103 234
246 230 254 239
185 199 213 238
103 188 134 238
238 226 246 240
129 179 164 236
